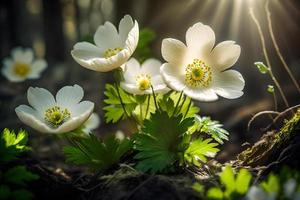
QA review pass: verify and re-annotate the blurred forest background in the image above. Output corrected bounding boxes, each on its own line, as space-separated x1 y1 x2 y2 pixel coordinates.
0 0 299 164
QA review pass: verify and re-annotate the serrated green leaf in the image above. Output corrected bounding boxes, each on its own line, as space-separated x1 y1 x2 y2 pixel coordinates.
184 138 219 167
192 116 229 144
235 168 252 194
134 111 194 173
254 62 269 74
158 91 199 118
64 134 132 172
4 166 39 186
0 129 29 163
103 84 138 123
207 187 223 200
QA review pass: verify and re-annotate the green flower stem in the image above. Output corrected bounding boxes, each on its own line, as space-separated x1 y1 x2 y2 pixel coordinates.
172 91 183 116
150 85 159 111
249 8 289 108
115 83 130 118
144 95 151 120
265 0 300 95
176 95 187 116
272 90 278 111
183 99 192 118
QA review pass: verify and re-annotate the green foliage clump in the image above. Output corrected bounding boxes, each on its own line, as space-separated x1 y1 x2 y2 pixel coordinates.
206 165 252 200
134 111 219 173
64 134 132 172
103 84 138 123
0 129 39 200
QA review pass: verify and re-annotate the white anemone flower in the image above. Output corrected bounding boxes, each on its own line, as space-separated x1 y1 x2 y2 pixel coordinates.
1 47 47 82
71 15 139 72
82 113 100 133
160 23 245 101
15 85 94 134
245 186 276 200
120 58 170 95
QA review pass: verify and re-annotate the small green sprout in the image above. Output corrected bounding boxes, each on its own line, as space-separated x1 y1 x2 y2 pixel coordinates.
267 85 275 93
254 62 269 74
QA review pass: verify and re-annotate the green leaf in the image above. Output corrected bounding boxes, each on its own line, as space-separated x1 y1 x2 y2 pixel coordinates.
159 92 199 118
133 28 156 62
4 166 39 186
260 173 280 194
0 129 29 163
191 116 229 144
207 187 223 200
64 134 132 172
184 138 219 167
134 111 194 173
235 168 252 194
103 84 138 123
254 62 269 74
220 165 236 193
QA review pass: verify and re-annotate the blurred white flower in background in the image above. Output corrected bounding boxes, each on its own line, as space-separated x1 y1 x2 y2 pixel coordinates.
15 85 94 134
71 15 139 72
160 22 245 101
1 47 47 82
246 186 276 200
82 112 101 133
115 130 125 141
120 58 169 95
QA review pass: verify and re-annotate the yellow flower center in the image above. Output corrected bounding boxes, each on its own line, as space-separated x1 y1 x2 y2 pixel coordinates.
44 106 70 128
13 62 31 77
185 59 212 87
103 47 122 58
136 74 151 91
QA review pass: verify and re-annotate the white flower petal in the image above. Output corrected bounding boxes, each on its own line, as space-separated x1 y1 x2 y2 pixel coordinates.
94 21 122 49
118 15 134 44
184 87 218 102
56 84 84 108
120 83 141 94
141 58 161 76
15 105 52 133
124 58 140 79
160 63 186 91
27 87 56 114
87 48 131 72
185 22 215 55
161 38 186 65
211 70 245 99
28 59 47 79
210 41 241 71
124 20 139 55
83 113 100 133
12 47 34 64
246 186 268 200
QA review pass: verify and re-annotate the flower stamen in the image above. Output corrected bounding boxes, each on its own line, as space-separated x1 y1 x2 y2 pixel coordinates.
103 48 122 59
13 62 31 77
136 74 151 91
185 59 212 87
44 106 70 128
